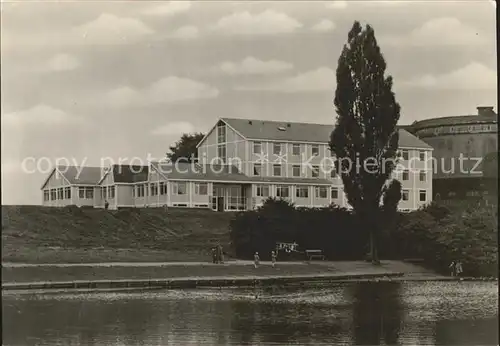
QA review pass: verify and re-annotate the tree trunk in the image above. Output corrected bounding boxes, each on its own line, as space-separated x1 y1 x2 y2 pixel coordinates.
369 209 381 265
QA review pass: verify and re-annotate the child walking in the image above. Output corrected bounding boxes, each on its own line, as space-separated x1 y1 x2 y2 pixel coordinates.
271 251 277 268
254 252 260 268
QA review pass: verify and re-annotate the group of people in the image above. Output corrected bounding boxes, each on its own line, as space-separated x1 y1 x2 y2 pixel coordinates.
449 260 463 277
211 245 225 264
253 251 277 268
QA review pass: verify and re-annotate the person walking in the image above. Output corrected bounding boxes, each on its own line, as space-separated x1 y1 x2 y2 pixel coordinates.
455 260 463 277
271 250 277 268
449 260 456 276
254 252 260 268
211 247 217 264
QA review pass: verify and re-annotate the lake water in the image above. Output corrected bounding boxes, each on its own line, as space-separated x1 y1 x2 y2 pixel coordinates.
2 281 498 345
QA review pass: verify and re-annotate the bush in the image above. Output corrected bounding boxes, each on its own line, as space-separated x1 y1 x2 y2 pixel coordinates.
230 198 362 260
230 199 498 277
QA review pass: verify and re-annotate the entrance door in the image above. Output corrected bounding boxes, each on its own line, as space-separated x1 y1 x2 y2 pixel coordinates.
217 196 225 212
211 197 217 211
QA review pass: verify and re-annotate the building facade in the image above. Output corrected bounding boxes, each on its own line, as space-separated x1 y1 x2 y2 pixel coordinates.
41 117 433 211
409 106 498 204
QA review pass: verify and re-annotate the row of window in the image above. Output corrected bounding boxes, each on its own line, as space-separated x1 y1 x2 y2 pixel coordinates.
255 185 341 200
43 187 71 201
132 182 208 197
253 142 322 156
253 163 428 182
402 189 427 202
43 186 104 201
252 142 428 161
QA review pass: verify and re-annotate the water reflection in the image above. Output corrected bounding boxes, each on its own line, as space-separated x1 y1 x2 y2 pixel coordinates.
2 282 498 345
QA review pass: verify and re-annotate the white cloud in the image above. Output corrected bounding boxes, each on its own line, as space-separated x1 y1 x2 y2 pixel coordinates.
402 62 497 90
211 10 302 35
235 67 336 92
73 13 154 45
217 57 293 75
46 53 80 72
311 20 336 32
381 17 488 46
326 1 348 9
151 121 195 136
1 104 84 127
141 1 191 16
169 26 199 39
107 77 219 108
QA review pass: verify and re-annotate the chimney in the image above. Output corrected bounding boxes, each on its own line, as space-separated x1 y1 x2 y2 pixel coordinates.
477 106 496 117
248 120 252 125
287 123 291 128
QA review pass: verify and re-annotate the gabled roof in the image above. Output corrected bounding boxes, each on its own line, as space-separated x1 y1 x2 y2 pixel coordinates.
111 164 149 183
58 166 103 185
41 166 104 189
220 117 432 149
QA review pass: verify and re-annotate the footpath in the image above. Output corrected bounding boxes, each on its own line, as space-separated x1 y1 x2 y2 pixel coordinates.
2 260 477 292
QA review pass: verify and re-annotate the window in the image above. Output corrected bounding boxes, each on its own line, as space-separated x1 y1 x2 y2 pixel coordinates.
292 144 300 156
311 165 319 178
276 186 290 198
51 189 56 201
103 188 107 199
273 164 282 177
419 190 427 202
150 183 158 196
253 164 262 176
419 151 426 161
315 186 327 198
296 186 309 198
311 145 319 156
401 150 409 160
253 142 262 154
256 185 269 197
217 123 226 143
402 170 409 181
174 182 187 195
330 165 337 178
79 187 85 199
195 183 208 195
136 184 145 198
292 165 301 177
64 187 71 199
273 143 282 155
57 188 63 200
331 187 339 199
419 171 426 182
85 187 94 199
43 190 49 201
217 144 226 163
402 190 409 201
159 182 167 195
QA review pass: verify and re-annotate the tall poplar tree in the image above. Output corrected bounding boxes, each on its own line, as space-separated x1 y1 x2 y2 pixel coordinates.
329 21 401 264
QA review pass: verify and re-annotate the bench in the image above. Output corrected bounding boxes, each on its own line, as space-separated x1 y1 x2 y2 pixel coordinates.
305 249 325 261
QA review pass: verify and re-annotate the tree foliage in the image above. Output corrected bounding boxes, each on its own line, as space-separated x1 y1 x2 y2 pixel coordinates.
166 132 205 163
329 21 401 263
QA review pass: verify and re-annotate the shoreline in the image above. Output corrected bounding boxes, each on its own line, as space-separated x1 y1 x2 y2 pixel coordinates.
3 272 495 292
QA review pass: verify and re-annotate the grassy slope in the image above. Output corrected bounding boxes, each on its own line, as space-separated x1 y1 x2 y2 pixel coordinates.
2 206 236 263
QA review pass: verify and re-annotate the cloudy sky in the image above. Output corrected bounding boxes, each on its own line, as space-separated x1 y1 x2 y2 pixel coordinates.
1 0 497 205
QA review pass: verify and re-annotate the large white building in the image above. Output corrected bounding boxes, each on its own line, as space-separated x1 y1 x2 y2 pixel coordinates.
41 117 433 211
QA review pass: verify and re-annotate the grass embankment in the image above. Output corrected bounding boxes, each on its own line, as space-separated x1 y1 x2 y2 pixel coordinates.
2 205 235 263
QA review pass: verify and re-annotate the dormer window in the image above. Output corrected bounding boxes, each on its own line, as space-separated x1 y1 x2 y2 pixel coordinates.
277 126 286 131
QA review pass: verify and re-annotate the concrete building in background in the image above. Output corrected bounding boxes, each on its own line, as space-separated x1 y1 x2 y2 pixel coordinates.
408 106 498 204
41 117 433 211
